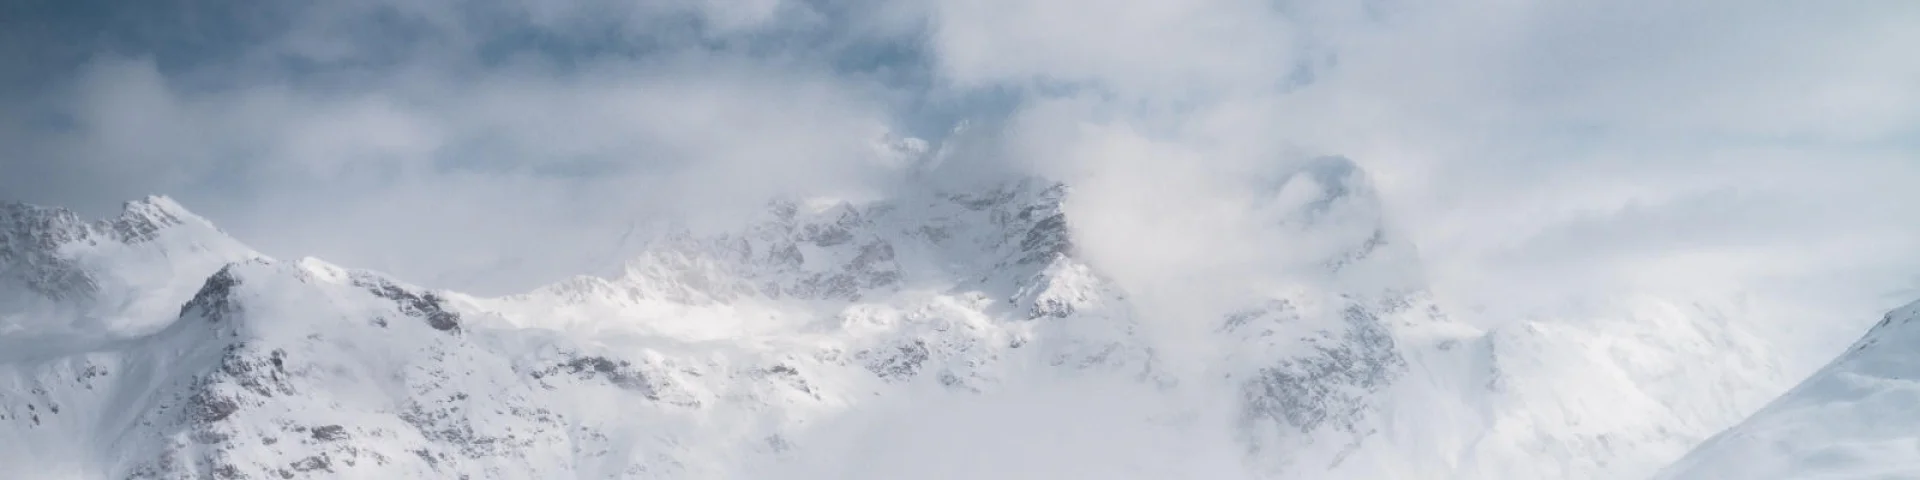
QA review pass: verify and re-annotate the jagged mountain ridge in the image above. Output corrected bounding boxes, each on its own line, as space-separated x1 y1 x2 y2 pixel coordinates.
0 197 260 361
0 165 1425 479
0 158 1807 479
0 196 242 304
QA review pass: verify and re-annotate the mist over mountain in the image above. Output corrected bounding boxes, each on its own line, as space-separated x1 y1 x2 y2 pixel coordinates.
4 0 1918 479
3 154 1895 479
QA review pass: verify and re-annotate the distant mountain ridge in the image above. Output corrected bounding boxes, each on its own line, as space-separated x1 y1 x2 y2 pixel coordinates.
0 158 1845 479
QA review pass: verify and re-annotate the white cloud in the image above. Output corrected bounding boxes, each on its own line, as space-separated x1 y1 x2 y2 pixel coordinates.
1231 0 1920 316
928 0 1307 97
3 0 1916 321
14 44 902 294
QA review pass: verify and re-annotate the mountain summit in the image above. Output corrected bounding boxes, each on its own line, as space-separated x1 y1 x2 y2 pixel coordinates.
1 195 259 351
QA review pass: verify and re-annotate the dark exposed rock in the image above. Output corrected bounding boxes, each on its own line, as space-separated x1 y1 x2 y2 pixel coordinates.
352 277 461 333
312 425 350 441
850 241 897 282
803 223 854 247
0 231 100 300
938 372 965 388
398 402 554 460
190 429 230 445
290 455 331 472
1234 303 1404 458
535 356 665 400
765 434 793 453
1020 213 1071 259
212 463 246 479
757 363 819 397
108 199 186 243
1026 291 1078 320
1000 182 1075 265
769 243 804 267
862 340 931 382
191 391 242 424
0 203 89 252
0 197 204 304
797 273 862 301
412 449 437 467
217 345 295 398
801 207 862 247
180 265 243 322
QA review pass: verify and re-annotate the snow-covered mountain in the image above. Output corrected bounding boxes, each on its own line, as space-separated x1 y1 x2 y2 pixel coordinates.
1655 300 1920 480
0 197 261 360
0 157 1838 479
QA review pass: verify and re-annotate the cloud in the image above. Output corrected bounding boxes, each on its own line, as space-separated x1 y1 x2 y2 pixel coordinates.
2 0 1916 325
1246 0 1920 316
927 0 1309 97
2 1 1918 478
0 1 915 294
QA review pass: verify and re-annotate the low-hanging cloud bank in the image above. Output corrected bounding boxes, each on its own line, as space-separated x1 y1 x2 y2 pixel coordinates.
2 0 1916 325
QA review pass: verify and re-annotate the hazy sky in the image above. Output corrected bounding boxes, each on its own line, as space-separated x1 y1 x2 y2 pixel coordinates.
3 0 1917 324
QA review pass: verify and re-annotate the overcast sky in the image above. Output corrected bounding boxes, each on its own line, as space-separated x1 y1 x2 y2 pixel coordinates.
3 0 1917 329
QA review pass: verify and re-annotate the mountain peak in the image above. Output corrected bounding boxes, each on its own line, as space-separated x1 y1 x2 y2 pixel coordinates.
1266 155 1382 222
0 195 259 337
109 195 204 243
120 194 194 220
0 195 218 248
1251 156 1423 292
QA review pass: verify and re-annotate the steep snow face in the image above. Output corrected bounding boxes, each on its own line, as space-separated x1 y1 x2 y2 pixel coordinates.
1455 296 1792 479
1655 300 1920 480
0 197 259 359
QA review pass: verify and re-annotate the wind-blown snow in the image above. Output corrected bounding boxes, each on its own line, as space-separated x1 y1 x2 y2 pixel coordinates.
0 159 1867 479
0 196 261 360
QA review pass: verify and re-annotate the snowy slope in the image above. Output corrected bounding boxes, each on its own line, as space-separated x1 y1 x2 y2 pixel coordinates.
0 157 1824 479
0 197 261 360
1453 296 1794 478
1655 300 1920 480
